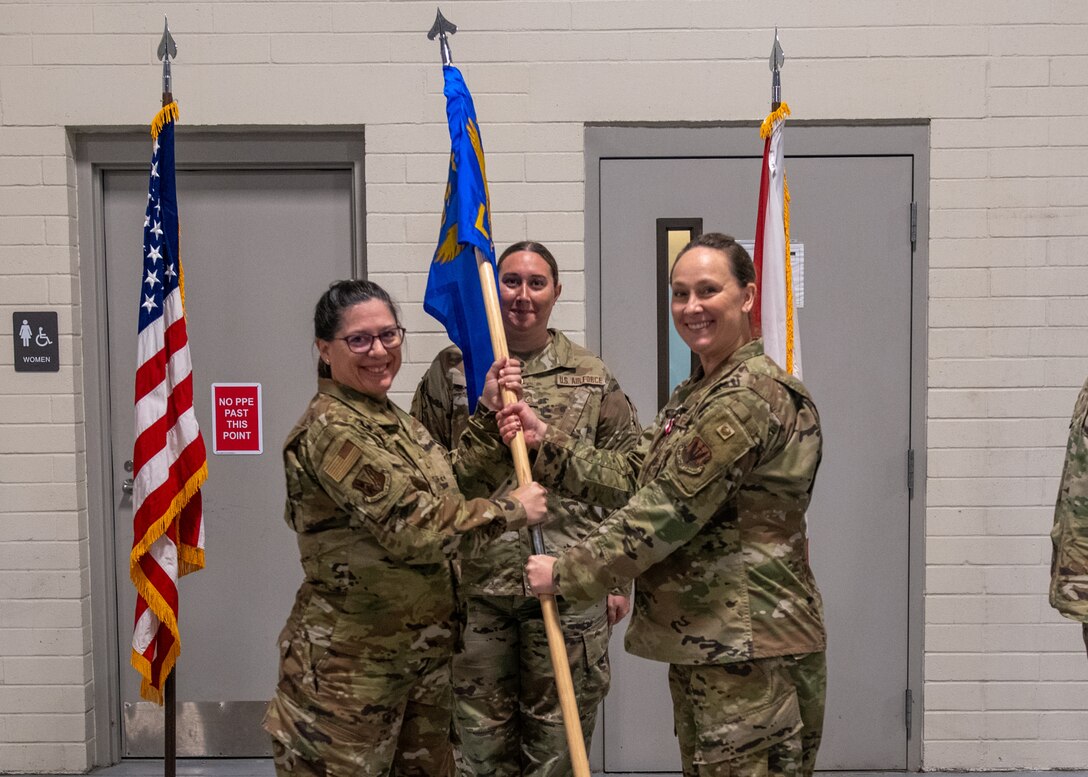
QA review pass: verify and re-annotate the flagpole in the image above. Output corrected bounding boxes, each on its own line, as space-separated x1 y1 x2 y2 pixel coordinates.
476 249 592 776
158 18 178 777
425 9 590 774
770 26 783 111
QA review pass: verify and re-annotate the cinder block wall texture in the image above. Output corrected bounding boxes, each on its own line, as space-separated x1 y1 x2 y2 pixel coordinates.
2 0 1087 772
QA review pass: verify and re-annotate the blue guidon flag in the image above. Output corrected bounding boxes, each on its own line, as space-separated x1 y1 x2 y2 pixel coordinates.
424 65 496 412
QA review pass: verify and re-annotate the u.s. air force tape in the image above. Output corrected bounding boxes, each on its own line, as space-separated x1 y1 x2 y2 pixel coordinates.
556 374 607 387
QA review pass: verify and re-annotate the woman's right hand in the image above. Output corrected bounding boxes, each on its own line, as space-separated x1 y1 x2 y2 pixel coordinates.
511 481 549 525
480 357 522 411
497 401 549 449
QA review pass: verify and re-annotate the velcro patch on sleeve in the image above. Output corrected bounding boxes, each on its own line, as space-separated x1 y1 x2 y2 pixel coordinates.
556 374 607 387
322 440 363 482
352 463 390 502
669 406 756 498
677 436 713 476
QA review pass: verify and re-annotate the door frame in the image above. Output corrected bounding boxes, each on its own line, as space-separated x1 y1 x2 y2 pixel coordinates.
584 121 929 771
74 129 366 766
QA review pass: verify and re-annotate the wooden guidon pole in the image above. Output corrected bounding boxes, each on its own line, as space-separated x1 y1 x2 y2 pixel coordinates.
475 249 591 777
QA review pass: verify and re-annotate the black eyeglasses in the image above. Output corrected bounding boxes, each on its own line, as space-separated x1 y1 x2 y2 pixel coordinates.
337 327 406 353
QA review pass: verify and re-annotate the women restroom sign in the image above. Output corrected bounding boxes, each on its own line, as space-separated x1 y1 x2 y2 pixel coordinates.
211 383 263 455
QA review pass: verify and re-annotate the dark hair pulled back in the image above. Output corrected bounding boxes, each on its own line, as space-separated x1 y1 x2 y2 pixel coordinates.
313 279 400 379
673 232 756 287
498 241 560 285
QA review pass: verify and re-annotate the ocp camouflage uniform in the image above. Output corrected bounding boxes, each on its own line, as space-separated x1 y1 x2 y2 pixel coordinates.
1049 375 1088 657
479 339 827 777
412 330 640 777
262 378 529 777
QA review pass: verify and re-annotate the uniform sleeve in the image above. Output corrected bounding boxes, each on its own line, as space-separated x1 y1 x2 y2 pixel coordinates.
452 406 516 497
410 355 457 451
307 422 527 566
553 391 768 603
533 421 653 511
1051 381 1088 621
594 375 642 454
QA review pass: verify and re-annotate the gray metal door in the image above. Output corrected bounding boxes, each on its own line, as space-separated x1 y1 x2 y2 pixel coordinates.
597 151 915 771
102 167 354 755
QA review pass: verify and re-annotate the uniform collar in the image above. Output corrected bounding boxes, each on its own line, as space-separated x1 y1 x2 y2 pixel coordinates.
688 338 764 386
518 329 576 375
318 378 401 428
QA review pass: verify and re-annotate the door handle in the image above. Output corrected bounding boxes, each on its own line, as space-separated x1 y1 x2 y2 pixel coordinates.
122 459 134 495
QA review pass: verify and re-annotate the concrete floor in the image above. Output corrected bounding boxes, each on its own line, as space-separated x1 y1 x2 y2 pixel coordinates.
23 762 1088 777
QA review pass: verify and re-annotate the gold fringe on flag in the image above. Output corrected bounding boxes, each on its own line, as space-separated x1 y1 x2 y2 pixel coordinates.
131 639 180 705
178 228 188 311
150 101 179 139
760 101 796 374
782 178 795 374
760 102 790 140
129 462 208 573
129 462 208 639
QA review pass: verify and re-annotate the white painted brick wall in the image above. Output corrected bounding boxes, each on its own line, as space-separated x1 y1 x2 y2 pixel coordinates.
3 0 1088 771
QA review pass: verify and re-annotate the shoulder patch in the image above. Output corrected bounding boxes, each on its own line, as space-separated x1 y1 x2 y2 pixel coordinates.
322 440 362 482
678 436 713 475
556 374 607 387
352 463 390 502
716 423 735 442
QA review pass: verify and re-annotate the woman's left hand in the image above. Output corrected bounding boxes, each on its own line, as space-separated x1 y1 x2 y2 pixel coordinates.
480 357 522 411
526 554 558 596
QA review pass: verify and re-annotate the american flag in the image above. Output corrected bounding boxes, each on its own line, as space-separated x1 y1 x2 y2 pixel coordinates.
130 101 208 704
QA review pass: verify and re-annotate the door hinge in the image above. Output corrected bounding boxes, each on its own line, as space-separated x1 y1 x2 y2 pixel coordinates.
904 688 914 739
909 202 918 251
907 448 915 500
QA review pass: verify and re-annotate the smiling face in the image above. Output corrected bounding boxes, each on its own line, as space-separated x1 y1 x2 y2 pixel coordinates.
498 250 562 352
316 299 402 400
670 246 756 375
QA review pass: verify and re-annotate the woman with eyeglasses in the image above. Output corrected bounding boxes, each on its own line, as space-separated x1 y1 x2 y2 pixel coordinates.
262 279 548 777
495 234 827 777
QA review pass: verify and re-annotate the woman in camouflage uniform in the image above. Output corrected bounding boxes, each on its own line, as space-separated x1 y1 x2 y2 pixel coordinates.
411 242 641 777
497 234 828 777
262 280 547 777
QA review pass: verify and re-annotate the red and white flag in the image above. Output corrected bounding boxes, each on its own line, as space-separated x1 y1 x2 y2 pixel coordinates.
130 101 207 704
752 102 802 378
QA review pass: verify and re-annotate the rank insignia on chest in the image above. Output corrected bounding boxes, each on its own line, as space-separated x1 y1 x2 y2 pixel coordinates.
353 463 389 502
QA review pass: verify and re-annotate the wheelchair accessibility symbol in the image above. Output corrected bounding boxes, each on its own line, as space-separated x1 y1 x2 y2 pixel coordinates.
35 327 53 347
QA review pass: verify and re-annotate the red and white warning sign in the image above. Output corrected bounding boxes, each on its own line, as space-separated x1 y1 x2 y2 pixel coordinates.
211 383 263 455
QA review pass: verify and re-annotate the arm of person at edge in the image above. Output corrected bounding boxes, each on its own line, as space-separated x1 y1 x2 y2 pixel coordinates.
306 412 547 568
524 389 769 602
1050 377 1088 628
